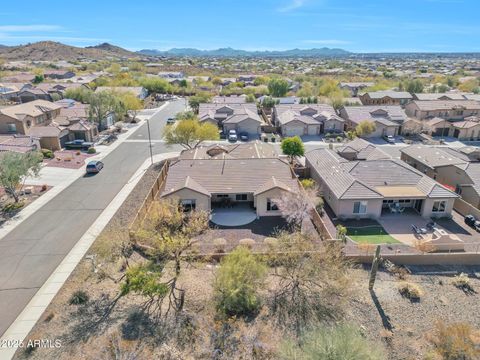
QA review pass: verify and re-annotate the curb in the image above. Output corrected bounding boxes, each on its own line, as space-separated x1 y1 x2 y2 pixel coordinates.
0 151 179 360
0 103 169 241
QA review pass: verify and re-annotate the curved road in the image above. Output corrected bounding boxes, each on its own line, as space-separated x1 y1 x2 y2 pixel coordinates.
0 100 186 336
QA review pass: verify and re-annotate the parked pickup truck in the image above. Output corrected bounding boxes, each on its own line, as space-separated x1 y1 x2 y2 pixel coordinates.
65 139 94 150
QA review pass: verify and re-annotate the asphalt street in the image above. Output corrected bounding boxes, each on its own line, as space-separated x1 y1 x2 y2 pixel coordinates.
0 100 186 336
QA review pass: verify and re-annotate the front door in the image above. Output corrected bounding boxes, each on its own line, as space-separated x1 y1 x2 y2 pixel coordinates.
453 129 460 138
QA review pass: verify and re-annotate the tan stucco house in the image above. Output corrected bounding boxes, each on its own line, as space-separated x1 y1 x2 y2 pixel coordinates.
161 142 299 217
306 147 458 220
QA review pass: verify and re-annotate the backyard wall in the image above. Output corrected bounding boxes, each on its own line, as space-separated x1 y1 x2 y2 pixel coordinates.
347 252 480 265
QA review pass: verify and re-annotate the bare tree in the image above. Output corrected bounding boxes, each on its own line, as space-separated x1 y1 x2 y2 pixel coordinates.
273 187 319 230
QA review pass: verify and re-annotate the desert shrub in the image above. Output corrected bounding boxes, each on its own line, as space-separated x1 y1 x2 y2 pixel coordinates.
214 247 267 317
452 273 474 293
427 320 480 360
280 324 385 360
87 147 96 154
213 238 227 253
268 233 351 334
2 202 25 213
69 290 89 305
398 281 423 300
238 238 256 249
300 178 316 190
336 136 343 142
41 148 54 159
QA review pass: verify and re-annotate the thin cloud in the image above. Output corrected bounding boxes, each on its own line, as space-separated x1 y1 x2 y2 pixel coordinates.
277 0 307 12
0 25 62 32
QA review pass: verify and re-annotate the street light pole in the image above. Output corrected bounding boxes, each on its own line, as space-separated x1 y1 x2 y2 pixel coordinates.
146 118 153 165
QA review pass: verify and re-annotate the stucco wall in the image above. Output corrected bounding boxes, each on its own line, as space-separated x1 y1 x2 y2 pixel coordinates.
421 197 455 218
255 187 287 217
337 198 383 219
163 189 211 212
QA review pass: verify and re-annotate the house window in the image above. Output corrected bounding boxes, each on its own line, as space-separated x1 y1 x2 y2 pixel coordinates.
267 199 278 211
353 201 367 214
180 199 196 212
7 123 17 133
216 194 229 198
432 201 446 213
26 120 32 128
236 194 248 201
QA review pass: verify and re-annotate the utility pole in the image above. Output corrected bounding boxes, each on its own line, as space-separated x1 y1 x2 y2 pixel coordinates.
146 118 153 165
369 245 382 290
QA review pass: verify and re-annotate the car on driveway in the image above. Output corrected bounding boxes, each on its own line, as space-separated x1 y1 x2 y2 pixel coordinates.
383 135 395 144
166 117 176 125
86 160 104 174
228 130 238 142
65 139 94 150
239 132 249 141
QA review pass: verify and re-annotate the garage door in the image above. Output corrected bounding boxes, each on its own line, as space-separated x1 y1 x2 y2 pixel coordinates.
307 125 319 135
284 126 304 137
238 119 260 136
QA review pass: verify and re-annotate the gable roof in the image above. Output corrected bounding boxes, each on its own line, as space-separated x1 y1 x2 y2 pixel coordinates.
162 157 298 198
340 105 407 126
362 91 412 99
0 100 62 120
306 148 457 200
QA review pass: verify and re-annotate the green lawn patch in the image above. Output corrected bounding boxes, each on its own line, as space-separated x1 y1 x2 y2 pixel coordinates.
346 225 400 244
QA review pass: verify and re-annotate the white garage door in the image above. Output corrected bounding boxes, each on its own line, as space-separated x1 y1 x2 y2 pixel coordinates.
284 125 304 137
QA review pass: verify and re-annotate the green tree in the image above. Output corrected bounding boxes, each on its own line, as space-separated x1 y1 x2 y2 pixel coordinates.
163 118 219 149
280 324 385 360
139 77 173 94
214 247 267 317
32 74 44 84
88 91 125 126
355 121 376 137
117 92 143 121
281 136 305 164
268 78 289 97
64 87 93 103
188 93 211 113
404 79 424 93
0 152 43 202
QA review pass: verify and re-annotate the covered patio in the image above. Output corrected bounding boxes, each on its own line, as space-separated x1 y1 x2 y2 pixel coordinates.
210 202 257 227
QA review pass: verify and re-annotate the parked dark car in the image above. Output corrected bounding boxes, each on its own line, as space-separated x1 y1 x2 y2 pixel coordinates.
464 215 480 232
166 117 176 125
239 132 249 141
65 139 94 150
86 160 104 174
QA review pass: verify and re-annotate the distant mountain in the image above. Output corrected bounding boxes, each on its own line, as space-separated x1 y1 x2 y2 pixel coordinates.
0 41 139 61
137 46 351 57
85 42 135 57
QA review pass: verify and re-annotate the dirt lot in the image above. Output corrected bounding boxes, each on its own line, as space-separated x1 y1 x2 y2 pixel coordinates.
12 165 480 360
0 185 50 227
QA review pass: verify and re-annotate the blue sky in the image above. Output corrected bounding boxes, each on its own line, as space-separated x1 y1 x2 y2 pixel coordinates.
0 0 479 52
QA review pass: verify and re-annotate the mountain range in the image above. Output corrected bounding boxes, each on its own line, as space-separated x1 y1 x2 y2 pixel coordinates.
137 46 351 57
0 41 351 61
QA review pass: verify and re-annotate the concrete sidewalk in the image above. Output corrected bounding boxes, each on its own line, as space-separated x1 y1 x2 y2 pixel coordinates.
0 103 169 242
0 150 179 360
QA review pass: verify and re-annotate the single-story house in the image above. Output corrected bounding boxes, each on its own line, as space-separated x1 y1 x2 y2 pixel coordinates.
44 70 76 80
421 116 480 140
338 105 408 138
198 103 264 137
359 91 413 106
335 138 391 161
161 143 299 217
412 93 470 101
272 104 344 137
18 88 52 103
212 95 247 104
306 147 458 220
